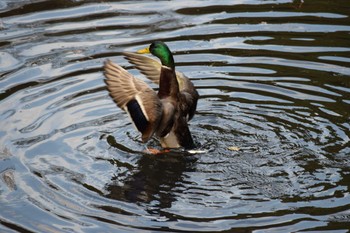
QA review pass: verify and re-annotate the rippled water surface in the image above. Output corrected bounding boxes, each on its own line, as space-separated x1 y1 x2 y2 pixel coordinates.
1 0 350 232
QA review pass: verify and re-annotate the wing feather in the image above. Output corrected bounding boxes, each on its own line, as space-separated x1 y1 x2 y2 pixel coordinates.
122 52 161 84
123 52 199 121
104 60 162 142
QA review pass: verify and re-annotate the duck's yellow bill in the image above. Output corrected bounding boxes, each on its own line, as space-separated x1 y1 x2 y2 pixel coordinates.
137 47 150 54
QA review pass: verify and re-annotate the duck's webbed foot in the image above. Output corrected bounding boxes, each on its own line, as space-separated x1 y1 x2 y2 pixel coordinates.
145 148 170 155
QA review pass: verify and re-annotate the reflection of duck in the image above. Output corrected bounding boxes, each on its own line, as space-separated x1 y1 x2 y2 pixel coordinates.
106 151 196 208
104 41 199 149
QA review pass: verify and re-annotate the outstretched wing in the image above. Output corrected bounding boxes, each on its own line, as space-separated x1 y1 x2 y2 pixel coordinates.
122 52 162 84
123 52 199 121
104 60 162 142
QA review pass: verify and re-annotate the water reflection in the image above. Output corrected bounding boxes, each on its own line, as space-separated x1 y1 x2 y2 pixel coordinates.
106 151 196 214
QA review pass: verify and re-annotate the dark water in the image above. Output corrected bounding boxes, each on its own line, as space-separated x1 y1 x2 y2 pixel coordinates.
1 0 350 232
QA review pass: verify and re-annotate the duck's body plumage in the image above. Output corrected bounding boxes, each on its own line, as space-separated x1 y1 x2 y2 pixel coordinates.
123 52 198 121
104 41 198 149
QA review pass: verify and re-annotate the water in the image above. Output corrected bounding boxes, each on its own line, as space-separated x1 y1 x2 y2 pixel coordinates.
1 0 350 232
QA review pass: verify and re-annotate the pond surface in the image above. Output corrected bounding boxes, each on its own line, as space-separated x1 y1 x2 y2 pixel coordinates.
1 0 350 232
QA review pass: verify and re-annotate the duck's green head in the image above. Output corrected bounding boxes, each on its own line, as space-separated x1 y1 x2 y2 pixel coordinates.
137 41 175 69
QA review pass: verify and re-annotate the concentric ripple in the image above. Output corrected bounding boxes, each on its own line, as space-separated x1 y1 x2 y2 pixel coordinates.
1 0 350 232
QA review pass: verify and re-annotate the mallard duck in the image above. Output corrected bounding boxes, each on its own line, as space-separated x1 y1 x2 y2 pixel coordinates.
104 41 199 149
